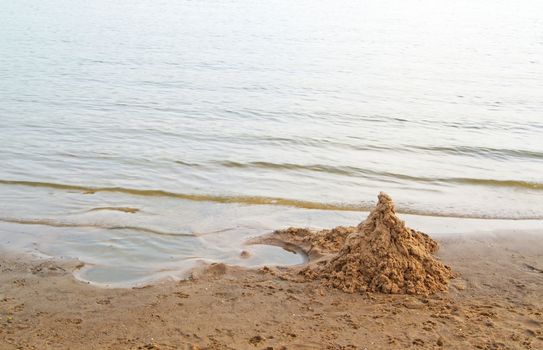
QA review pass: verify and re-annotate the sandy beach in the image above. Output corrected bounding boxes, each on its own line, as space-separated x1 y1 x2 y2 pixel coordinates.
2 0 542 348
1 227 542 350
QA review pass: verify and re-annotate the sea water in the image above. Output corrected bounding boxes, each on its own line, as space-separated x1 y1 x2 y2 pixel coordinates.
1 0 542 285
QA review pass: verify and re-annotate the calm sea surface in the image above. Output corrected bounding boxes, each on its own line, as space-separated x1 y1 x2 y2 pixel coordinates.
1 0 542 285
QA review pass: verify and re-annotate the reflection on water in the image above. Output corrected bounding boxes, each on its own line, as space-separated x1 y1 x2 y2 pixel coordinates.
1 0 542 285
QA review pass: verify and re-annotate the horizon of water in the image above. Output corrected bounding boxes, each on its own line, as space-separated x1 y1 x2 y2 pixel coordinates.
1 0 542 286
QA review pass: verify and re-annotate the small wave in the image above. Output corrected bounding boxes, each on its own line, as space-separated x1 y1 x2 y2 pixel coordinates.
219 160 363 177
0 217 194 237
450 178 543 190
217 161 439 183
1 179 542 219
0 179 368 210
88 207 140 213
215 163 543 190
411 145 543 160
174 160 203 167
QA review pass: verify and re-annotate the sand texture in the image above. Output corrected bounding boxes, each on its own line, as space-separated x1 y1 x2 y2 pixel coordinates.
0 229 542 349
253 225 356 260
1 199 543 350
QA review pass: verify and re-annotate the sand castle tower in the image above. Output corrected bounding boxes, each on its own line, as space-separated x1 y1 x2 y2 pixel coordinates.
314 192 452 295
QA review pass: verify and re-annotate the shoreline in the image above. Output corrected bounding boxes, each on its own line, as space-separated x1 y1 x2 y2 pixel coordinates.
1 228 542 349
1 211 542 289
3 180 543 222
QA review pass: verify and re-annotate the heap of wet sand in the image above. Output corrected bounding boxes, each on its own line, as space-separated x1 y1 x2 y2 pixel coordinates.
271 192 453 295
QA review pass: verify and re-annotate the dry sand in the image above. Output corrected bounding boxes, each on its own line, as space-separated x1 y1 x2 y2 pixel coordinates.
1 227 542 349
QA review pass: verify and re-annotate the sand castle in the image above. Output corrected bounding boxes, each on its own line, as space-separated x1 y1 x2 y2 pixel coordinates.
273 192 453 295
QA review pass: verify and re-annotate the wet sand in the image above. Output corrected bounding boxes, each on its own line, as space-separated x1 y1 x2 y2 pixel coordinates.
1 230 542 349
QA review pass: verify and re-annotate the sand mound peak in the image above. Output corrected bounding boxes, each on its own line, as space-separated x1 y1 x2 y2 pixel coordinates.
305 192 452 295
